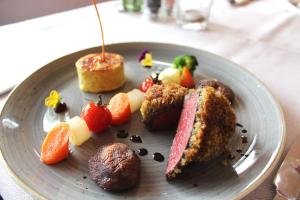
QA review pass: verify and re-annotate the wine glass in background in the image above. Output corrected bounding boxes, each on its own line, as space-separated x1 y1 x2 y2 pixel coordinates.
175 0 214 31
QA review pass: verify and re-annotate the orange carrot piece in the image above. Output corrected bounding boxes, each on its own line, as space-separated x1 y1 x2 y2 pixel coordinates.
40 122 70 165
107 93 131 125
180 67 195 88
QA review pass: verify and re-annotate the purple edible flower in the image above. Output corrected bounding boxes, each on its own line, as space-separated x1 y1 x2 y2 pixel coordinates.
138 49 149 62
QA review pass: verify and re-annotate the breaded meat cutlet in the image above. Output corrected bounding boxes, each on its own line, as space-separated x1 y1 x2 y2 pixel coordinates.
140 83 188 131
198 79 235 104
165 86 236 180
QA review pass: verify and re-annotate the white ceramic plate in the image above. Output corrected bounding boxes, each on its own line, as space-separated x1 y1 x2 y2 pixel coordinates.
0 42 285 200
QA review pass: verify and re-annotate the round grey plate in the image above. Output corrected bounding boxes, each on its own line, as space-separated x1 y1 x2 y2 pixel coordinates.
0 42 285 200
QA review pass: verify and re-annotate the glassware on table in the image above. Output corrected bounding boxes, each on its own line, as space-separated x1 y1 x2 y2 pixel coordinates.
164 0 175 16
146 0 162 18
145 0 174 21
123 0 144 12
175 0 214 31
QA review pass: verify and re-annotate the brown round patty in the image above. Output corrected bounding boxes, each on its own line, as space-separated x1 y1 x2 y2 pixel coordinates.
88 143 140 191
198 79 235 104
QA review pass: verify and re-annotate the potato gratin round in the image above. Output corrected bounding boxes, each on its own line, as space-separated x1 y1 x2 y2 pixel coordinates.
76 53 125 93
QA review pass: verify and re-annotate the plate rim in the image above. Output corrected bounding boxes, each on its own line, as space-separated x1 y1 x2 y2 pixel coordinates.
0 41 286 200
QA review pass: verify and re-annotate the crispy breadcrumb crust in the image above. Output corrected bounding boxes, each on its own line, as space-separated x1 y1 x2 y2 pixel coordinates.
198 79 235 104
140 83 188 129
166 86 236 180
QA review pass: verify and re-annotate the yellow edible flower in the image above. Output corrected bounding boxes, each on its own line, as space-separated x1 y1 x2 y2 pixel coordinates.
45 90 61 108
141 53 153 68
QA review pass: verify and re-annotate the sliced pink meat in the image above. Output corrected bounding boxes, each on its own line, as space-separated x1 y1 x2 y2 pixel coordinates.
165 91 199 176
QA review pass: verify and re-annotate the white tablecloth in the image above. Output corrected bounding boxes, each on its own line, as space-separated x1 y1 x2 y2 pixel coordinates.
1 0 300 199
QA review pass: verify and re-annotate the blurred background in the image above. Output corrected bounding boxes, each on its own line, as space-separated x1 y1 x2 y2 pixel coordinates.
0 0 108 25
1 0 299 26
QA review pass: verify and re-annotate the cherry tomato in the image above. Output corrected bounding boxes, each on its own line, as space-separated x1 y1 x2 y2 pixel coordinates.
81 96 111 133
140 77 154 92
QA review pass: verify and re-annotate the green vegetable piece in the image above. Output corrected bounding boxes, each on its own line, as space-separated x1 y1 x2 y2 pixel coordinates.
173 55 198 75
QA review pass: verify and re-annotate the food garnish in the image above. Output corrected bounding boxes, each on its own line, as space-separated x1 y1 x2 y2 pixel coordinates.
44 90 68 113
138 49 153 68
127 89 144 113
140 77 154 92
116 130 129 138
41 122 70 164
68 116 92 146
153 152 164 162
173 55 198 75
180 67 195 88
107 93 131 125
45 90 60 108
81 96 112 133
92 0 105 61
158 67 181 84
139 73 160 92
137 148 148 156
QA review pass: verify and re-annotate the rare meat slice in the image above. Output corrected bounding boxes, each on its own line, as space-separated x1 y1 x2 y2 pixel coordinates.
165 91 199 179
140 83 188 131
165 86 236 180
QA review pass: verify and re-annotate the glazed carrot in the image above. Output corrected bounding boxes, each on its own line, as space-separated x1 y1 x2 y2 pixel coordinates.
41 122 70 165
180 67 195 89
107 93 131 125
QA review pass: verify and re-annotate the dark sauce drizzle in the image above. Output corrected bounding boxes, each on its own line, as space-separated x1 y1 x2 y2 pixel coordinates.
236 123 243 127
153 152 164 162
226 123 249 160
241 129 247 133
117 130 129 138
130 135 142 143
137 148 148 156
54 102 68 113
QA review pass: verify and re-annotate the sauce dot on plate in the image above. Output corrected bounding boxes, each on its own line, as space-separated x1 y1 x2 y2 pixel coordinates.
130 135 142 143
153 152 164 162
137 148 148 156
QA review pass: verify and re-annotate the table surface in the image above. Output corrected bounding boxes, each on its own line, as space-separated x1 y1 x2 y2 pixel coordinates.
1 0 300 199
